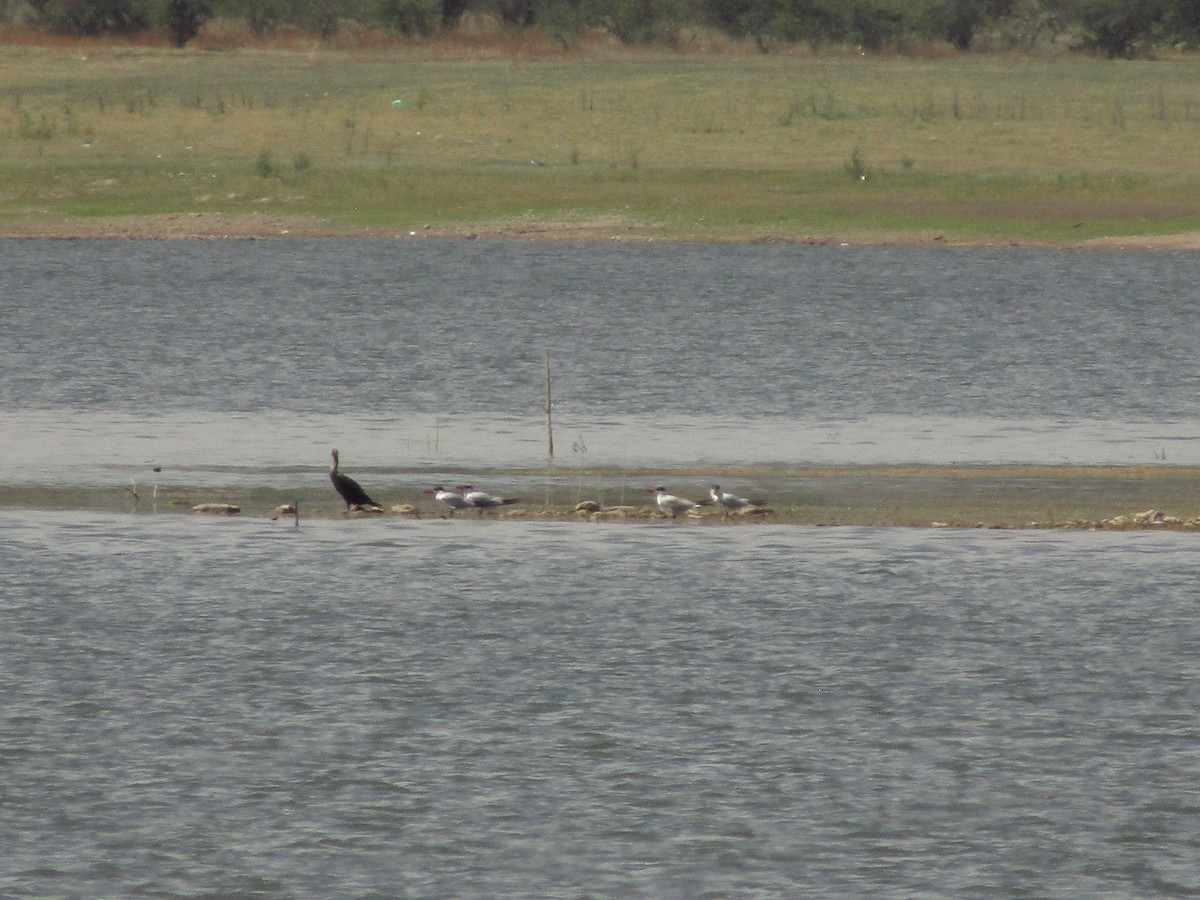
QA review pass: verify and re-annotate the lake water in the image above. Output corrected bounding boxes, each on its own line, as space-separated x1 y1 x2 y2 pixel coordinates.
2 511 1199 897
2 240 1199 897
2 239 1200 488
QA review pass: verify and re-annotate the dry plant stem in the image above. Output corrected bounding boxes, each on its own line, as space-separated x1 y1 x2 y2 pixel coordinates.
544 351 554 460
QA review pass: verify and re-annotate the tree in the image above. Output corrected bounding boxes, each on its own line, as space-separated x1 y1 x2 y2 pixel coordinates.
1162 0 1200 42
493 0 538 26
848 0 911 50
293 0 366 38
1075 0 1165 57
439 0 468 27
235 0 283 35
930 0 1015 50
164 0 211 44
703 0 849 46
36 0 151 34
604 0 695 43
376 0 439 33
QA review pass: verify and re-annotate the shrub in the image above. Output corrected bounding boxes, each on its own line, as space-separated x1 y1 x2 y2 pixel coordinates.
255 149 276 177
845 145 870 181
36 0 150 35
1074 0 1165 58
165 0 211 46
376 0 439 35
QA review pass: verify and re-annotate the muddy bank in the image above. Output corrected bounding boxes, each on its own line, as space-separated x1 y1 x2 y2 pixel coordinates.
4 465 1200 530
6 213 1200 249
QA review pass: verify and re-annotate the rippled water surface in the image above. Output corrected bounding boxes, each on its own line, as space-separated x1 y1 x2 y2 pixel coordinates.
3 241 1199 897
3 239 1200 484
2 511 1199 897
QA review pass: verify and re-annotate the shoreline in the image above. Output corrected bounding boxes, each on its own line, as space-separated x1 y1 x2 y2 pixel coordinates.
5 213 1200 250
4 464 1200 530
6 222 1196 529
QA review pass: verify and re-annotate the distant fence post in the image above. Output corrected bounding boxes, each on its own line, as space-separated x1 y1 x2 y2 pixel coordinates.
544 351 554 460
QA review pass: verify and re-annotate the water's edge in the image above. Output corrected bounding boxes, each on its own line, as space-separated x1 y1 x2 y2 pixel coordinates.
5 464 1200 529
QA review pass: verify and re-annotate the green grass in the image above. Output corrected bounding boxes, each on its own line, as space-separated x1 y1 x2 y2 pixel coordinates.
4 43 1200 242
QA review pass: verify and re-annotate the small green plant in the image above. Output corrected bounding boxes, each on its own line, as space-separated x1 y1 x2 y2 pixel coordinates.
914 94 937 122
254 149 276 177
779 94 805 126
810 91 848 120
18 110 55 141
845 146 870 182
1111 99 1126 129
292 151 312 174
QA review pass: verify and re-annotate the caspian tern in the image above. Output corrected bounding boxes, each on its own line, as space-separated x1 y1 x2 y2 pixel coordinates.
425 485 473 517
456 485 522 517
709 484 753 515
647 486 698 520
329 449 382 511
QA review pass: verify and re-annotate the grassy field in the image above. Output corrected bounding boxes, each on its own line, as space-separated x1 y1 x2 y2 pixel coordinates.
3 38 1200 243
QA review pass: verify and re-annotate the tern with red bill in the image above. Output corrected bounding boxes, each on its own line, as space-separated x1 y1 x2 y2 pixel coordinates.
425 485 473 517
709 484 753 514
456 485 522 517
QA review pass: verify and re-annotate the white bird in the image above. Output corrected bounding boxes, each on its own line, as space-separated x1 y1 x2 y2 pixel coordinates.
709 484 753 515
647 486 698 520
425 485 473 517
456 484 521 517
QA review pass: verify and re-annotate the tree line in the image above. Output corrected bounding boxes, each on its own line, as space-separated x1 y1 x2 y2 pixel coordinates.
10 0 1200 59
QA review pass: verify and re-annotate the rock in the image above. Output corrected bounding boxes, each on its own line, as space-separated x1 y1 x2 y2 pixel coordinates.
192 503 240 515
590 506 640 521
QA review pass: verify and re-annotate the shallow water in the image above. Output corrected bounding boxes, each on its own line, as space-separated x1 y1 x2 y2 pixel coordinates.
3 240 1199 896
3 240 1200 489
2 511 1198 897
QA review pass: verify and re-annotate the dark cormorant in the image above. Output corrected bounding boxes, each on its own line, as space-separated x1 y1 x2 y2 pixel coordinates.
329 448 381 511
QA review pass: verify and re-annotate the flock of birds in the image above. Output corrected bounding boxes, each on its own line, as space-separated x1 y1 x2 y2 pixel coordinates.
646 485 762 519
330 448 767 520
330 448 524 518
